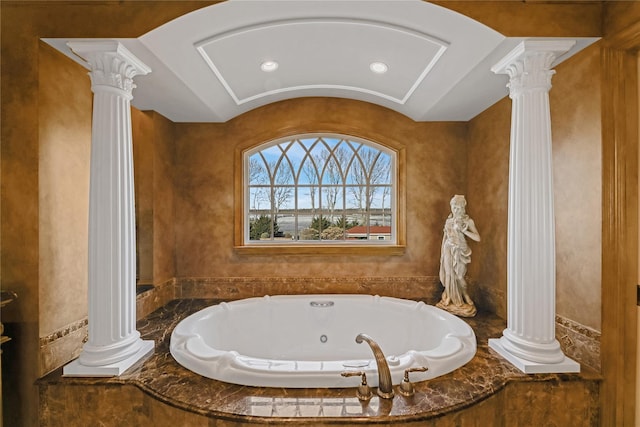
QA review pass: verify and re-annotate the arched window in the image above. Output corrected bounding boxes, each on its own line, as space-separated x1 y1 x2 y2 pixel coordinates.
243 134 398 246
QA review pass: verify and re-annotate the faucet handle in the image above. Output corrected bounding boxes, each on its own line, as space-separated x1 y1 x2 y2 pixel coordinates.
398 366 429 397
341 371 373 401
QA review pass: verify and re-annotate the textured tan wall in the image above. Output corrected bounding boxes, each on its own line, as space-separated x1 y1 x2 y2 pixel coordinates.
2 8 42 421
466 98 511 319
604 1 640 39
133 110 155 283
550 43 602 331
173 98 467 279
132 110 177 285
435 1 601 37
38 42 92 337
151 113 178 284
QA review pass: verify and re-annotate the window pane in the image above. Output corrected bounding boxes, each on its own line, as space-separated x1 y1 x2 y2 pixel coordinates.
297 213 317 240
297 186 319 212
248 156 268 185
249 214 278 240
298 154 319 185
345 186 365 211
271 186 294 213
249 187 268 211
321 156 343 185
320 186 344 224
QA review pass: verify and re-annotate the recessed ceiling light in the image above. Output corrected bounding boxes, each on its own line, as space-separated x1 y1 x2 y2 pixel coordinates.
369 62 388 74
260 60 279 72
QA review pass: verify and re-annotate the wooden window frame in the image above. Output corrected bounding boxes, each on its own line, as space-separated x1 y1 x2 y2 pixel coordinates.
234 133 406 256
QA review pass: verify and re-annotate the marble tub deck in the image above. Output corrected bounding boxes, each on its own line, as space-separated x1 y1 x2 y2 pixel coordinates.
39 299 601 425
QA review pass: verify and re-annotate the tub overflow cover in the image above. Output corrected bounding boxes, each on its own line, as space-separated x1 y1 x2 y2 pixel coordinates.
310 301 334 308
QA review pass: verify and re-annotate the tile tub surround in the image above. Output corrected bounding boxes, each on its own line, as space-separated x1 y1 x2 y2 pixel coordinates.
39 299 600 426
175 276 443 303
39 276 599 379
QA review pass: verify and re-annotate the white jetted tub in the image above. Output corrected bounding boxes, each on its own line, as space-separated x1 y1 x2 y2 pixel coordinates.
170 294 476 388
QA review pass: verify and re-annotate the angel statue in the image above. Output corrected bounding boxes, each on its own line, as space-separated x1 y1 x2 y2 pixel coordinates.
436 195 480 317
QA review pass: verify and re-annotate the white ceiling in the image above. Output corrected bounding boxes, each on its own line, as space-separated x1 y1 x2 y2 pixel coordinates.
44 0 597 123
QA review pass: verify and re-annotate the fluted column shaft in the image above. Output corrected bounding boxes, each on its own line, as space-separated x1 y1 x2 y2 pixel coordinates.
489 40 580 373
64 41 154 375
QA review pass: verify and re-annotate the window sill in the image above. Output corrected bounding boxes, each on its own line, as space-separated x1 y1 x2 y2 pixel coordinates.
234 245 406 256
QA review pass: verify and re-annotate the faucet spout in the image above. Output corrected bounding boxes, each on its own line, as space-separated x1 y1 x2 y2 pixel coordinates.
356 333 394 398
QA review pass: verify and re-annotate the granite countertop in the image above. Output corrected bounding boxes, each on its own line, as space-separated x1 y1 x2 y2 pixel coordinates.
40 299 600 424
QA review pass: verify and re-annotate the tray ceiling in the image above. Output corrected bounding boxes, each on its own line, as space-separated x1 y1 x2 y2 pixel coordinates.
44 0 597 123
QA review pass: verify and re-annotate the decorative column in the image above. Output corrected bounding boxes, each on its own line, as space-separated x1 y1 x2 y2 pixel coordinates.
64 41 154 376
488 40 580 373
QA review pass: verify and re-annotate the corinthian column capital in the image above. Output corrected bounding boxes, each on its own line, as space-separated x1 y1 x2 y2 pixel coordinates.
492 40 576 96
67 41 151 97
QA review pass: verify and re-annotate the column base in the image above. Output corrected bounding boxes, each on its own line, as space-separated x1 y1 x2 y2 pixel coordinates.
489 338 580 374
63 339 154 377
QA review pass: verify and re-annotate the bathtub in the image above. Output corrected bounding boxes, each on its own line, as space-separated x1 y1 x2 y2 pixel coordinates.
170 294 477 388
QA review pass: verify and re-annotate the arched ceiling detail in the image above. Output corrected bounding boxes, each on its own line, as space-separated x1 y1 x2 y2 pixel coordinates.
44 0 597 122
